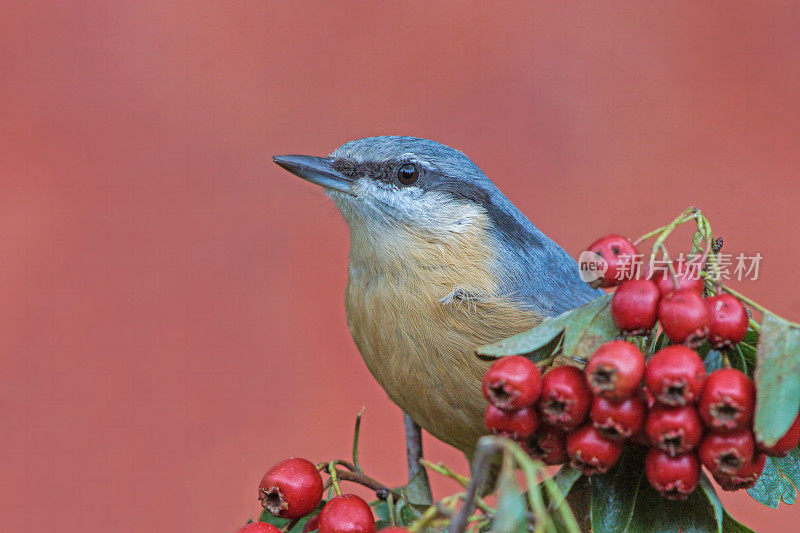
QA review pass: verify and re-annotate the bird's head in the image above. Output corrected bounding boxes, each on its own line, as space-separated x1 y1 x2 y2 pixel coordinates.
274 136 505 244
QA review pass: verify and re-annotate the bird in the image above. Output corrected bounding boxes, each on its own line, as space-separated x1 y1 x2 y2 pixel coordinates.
274 136 601 461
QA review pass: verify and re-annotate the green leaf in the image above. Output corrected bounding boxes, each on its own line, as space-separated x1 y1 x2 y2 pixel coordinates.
562 294 618 360
478 294 615 360
491 460 528 533
698 474 724 533
552 465 583 497
704 349 724 373
627 480 718 532
477 313 570 358
747 448 800 507
722 510 756 533
590 447 644 533
754 314 800 446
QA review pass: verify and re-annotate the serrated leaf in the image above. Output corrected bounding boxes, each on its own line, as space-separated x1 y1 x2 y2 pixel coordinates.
563 294 617 360
754 314 800 446
590 447 644 533
746 452 798 507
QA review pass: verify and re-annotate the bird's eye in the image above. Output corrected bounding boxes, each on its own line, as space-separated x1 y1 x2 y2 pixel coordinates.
396 163 419 186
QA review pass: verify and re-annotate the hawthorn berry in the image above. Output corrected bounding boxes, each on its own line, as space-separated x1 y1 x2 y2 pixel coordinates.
259 458 324 520
590 395 646 441
658 289 711 347
758 414 800 457
645 404 703 456
238 523 282 533
610 279 661 336
586 234 639 288
302 515 320 532
714 452 766 491
318 495 376 533
698 429 755 476
698 368 755 432
651 260 704 296
566 424 623 475
484 404 539 439
538 366 592 431
645 449 701 500
526 424 568 465
482 355 542 411
585 340 646 401
644 345 705 406
707 294 749 348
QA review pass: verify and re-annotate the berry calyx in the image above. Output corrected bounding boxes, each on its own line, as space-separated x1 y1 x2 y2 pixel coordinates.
707 294 749 348
537 366 592 431
644 345 705 406
645 405 703 456
698 429 755 476
586 235 639 288
610 279 661 335
566 425 623 475
238 523 282 533
714 452 767 491
484 404 539 439
645 449 700 500
482 355 543 411
651 260 704 297
758 414 800 457
526 424 568 465
590 395 646 441
318 495 376 533
584 340 646 401
259 458 324 520
658 289 711 347
698 368 755 432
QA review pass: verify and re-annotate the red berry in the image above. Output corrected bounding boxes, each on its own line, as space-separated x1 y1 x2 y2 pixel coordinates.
645 449 700 500
484 404 539 439
585 340 646 401
586 234 639 288
318 495 376 533
758 414 800 457
658 289 711 347
526 424 568 465
707 294 749 348
259 458 324 520
590 395 646 440
698 369 755 432
610 280 661 335
698 430 755 476
651 260 704 297
482 355 543 411
537 366 592 431
645 405 703 456
238 523 282 533
714 452 767 491
645 345 705 406
302 515 320 533
566 425 623 475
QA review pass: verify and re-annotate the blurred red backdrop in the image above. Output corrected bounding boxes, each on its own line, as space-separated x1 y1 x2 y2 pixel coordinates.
1 1 799 531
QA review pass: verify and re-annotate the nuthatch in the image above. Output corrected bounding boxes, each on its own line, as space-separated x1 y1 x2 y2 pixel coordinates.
274 136 600 461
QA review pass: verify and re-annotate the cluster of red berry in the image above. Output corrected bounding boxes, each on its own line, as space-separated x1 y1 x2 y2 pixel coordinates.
482 234 800 500
237 457 405 533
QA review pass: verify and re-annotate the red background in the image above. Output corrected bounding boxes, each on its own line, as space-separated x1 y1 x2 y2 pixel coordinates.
2 2 799 531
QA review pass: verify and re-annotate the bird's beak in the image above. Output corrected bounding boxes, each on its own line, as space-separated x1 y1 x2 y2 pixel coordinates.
273 155 354 196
